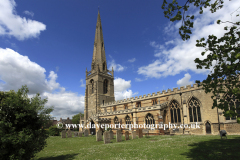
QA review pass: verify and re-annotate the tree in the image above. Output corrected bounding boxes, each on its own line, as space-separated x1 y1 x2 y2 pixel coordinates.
0 85 54 160
162 0 240 122
72 112 84 124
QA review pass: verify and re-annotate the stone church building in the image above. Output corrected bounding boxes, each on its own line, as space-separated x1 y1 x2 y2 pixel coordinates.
81 11 240 135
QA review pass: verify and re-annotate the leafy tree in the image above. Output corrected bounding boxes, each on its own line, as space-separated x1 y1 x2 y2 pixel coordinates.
162 0 240 122
48 126 60 136
0 85 54 160
72 112 84 124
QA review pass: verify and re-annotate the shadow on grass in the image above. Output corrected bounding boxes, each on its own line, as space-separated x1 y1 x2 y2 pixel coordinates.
181 136 240 160
37 153 78 160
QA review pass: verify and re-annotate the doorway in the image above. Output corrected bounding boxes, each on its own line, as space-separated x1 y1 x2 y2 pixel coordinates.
206 121 211 134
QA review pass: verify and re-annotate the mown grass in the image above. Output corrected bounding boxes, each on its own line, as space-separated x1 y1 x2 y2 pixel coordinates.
34 134 240 160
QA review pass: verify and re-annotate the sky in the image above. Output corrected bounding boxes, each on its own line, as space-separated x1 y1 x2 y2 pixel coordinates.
0 0 239 120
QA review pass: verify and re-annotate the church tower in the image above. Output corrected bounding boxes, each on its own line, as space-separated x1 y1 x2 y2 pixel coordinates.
84 11 115 124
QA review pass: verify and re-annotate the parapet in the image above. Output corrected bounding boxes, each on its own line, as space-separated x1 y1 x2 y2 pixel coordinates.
100 83 201 107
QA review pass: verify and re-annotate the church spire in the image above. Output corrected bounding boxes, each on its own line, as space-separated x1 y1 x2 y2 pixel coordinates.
91 10 107 72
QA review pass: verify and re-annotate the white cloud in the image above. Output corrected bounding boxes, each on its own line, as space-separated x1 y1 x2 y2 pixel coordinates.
23 10 34 17
138 1 239 79
0 48 84 120
177 73 194 87
0 0 46 40
114 77 137 100
128 58 136 63
165 40 174 45
108 59 126 72
43 91 85 120
80 79 85 87
135 77 147 82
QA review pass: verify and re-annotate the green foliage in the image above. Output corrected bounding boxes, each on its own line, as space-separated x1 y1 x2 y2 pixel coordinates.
72 112 84 124
48 126 60 136
162 0 240 122
0 85 54 160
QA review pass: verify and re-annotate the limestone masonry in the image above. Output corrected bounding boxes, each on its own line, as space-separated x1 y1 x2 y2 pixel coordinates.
80 11 240 136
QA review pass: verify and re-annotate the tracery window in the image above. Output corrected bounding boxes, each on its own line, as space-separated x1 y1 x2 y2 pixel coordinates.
188 97 201 122
114 116 119 128
225 94 240 120
103 79 108 94
124 104 128 110
113 106 116 111
170 100 181 123
145 113 155 126
125 115 131 128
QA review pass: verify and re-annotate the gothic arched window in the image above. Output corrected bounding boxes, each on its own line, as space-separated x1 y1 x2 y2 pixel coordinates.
224 94 240 120
170 100 181 123
114 116 119 128
103 79 108 94
188 97 201 122
145 113 155 126
125 115 131 128
90 79 94 94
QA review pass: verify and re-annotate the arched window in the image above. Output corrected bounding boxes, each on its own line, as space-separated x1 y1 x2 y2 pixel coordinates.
170 100 181 123
188 97 201 122
114 116 119 128
124 104 128 110
125 115 131 128
90 79 94 94
103 79 108 94
225 94 239 120
145 113 155 126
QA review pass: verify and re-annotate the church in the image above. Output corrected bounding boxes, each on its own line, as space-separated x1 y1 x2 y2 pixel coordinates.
81 11 240 136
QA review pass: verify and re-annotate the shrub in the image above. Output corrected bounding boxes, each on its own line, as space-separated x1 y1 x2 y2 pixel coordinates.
48 126 60 136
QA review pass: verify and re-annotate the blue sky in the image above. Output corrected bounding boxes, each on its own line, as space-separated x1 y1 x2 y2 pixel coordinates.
0 0 239 120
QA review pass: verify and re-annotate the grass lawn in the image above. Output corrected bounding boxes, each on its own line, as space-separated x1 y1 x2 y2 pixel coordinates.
34 134 240 160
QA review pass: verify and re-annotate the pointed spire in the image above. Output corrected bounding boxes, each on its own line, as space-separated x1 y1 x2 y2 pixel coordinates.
91 11 107 72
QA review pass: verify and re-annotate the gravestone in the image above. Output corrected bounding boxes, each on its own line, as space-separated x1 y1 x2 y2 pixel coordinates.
84 129 89 137
125 131 129 140
132 131 136 139
109 130 114 140
96 130 102 141
78 132 82 137
116 130 122 142
138 129 143 138
142 129 149 137
104 131 110 144
136 128 139 136
67 130 72 138
61 130 66 138
74 132 78 137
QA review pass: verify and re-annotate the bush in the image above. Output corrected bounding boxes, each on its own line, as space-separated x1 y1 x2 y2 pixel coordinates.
0 85 53 160
48 126 60 136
